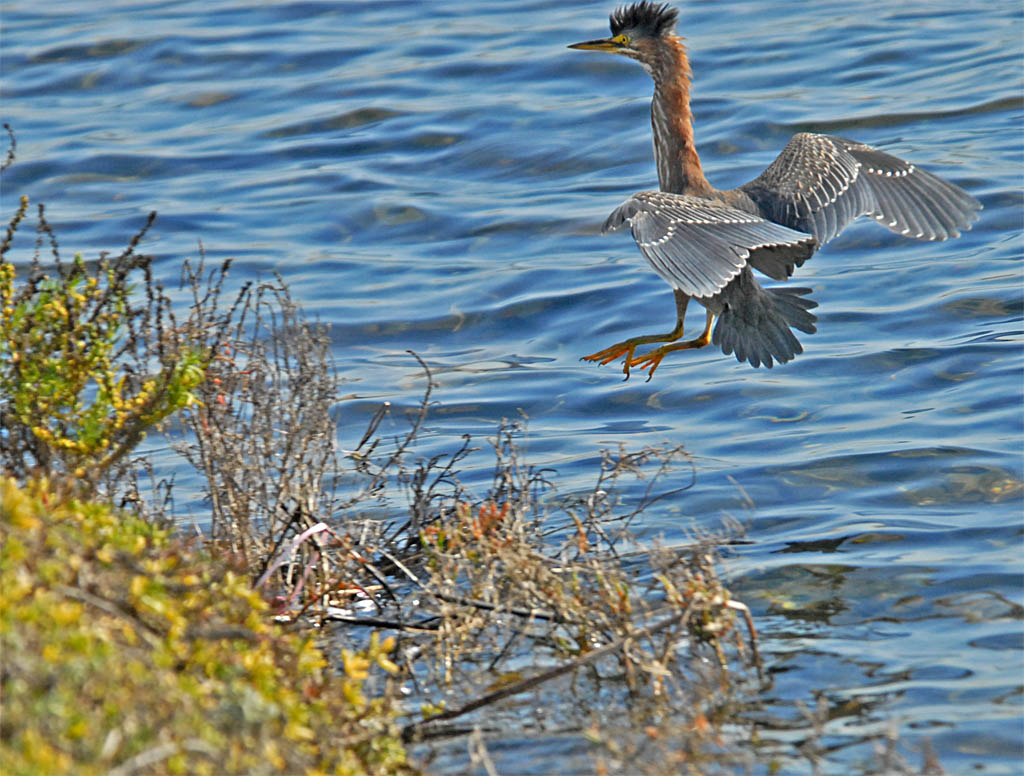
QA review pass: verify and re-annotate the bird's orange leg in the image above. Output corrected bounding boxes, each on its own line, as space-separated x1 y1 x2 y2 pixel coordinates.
582 291 690 379
629 309 715 381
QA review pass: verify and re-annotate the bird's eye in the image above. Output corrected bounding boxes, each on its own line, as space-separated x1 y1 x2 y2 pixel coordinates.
612 34 630 46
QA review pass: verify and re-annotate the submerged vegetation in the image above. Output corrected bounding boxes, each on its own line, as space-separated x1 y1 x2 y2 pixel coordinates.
1 128 941 775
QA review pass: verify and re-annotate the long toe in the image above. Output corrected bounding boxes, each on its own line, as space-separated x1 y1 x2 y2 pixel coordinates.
582 342 634 366
629 349 667 379
581 347 619 365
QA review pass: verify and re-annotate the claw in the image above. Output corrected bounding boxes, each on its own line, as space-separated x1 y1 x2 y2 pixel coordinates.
581 343 632 366
629 350 667 380
582 342 638 379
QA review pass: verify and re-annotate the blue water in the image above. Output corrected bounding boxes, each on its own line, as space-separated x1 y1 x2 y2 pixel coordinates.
4 1 1022 772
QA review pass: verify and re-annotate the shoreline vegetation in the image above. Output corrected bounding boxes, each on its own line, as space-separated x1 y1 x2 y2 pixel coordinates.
1 129 937 775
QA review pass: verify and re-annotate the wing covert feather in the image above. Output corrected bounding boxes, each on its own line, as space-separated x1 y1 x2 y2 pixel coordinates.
603 191 817 298
740 133 980 244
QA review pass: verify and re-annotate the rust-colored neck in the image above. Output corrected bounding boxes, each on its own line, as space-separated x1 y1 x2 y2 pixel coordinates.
650 37 712 197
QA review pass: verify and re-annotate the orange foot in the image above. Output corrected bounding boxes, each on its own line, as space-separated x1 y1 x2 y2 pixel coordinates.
628 329 713 381
628 349 670 381
581 342 638 379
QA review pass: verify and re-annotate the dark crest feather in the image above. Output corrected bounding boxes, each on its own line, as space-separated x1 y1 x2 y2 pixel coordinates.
610 2 679 37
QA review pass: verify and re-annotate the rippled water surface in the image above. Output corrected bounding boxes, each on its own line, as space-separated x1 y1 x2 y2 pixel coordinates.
4 0 1022 772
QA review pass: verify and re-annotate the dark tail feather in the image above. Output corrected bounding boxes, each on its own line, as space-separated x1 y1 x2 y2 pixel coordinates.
767 286 818 335
710 269 818 368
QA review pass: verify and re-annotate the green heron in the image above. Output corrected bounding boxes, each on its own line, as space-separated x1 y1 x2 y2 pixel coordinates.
570 1 981 378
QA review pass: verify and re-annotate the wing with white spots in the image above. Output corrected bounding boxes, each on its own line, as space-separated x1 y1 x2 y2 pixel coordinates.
740 133 981 244
838 137 982 240
603 191 818 299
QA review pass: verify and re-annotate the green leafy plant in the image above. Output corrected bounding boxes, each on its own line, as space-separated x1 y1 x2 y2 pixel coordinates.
0 476 413 775
1 197 204 490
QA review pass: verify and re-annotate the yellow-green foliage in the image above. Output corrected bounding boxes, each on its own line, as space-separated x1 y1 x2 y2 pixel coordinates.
0 196 203 482
0 478 413 776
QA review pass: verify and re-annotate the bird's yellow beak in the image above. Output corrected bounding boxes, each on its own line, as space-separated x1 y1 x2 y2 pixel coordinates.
568 38 623 52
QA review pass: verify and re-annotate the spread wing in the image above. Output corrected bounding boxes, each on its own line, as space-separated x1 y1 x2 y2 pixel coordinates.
603 191 818 299
740 132 981 244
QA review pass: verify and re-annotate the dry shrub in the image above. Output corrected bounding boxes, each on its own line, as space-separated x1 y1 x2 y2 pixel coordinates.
174 264 341 562
161 245 765 766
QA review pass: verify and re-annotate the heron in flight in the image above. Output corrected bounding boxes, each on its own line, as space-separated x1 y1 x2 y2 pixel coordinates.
570 1 981 378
